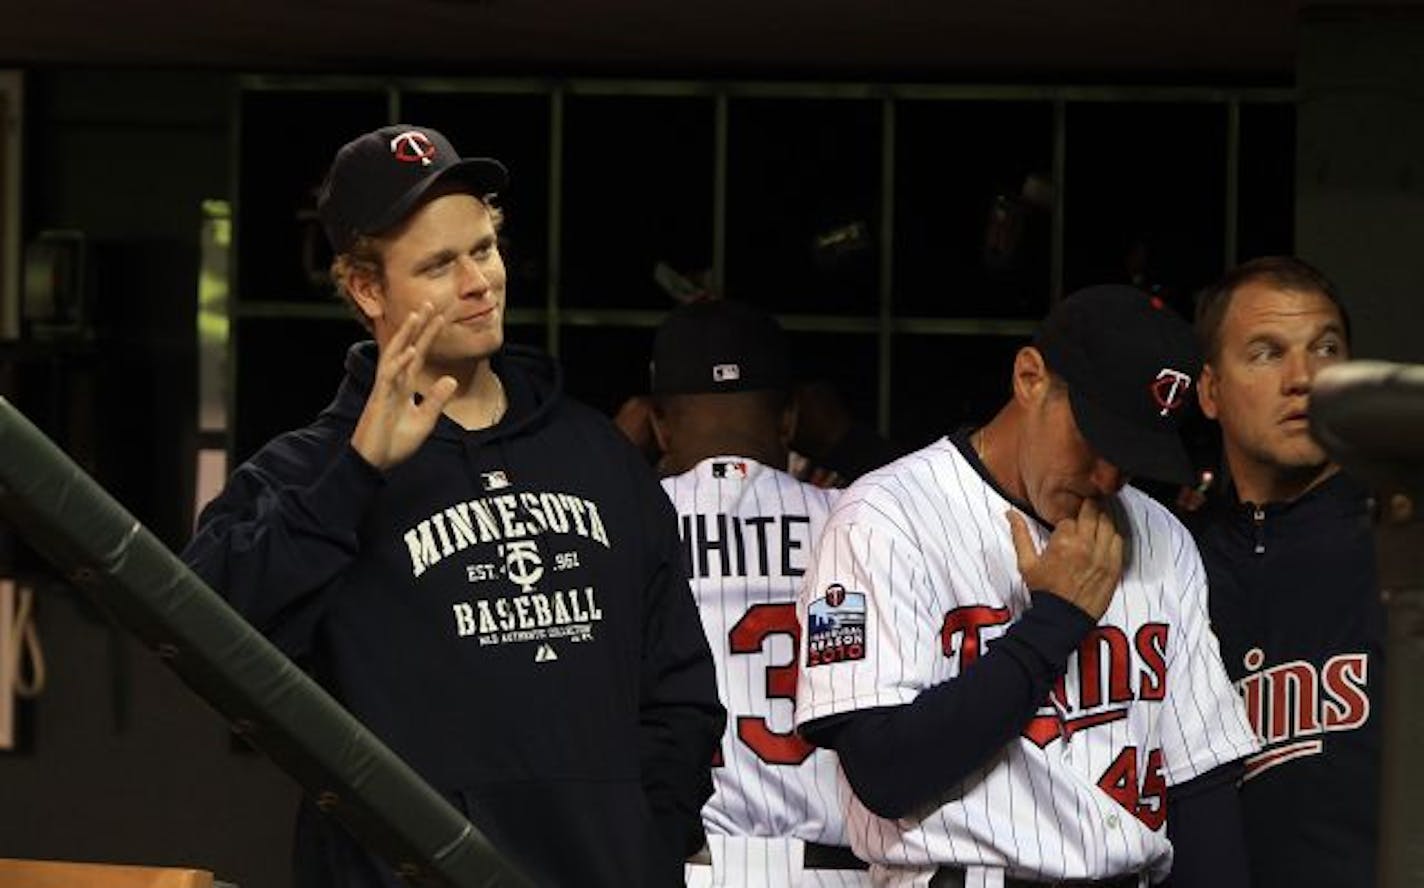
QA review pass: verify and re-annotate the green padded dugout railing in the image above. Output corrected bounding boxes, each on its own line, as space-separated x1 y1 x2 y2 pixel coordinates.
0 396 530 888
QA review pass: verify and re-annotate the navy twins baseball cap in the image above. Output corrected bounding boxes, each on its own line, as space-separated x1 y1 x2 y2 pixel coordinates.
1035 285 1203 486
651 300 791 395
317 124 508 254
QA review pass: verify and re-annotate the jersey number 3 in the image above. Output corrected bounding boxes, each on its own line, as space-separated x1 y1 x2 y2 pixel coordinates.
728 602 816 766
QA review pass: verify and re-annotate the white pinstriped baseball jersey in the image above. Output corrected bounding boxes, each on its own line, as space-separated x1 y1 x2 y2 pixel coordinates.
794 438 1257 886
663 456 862 885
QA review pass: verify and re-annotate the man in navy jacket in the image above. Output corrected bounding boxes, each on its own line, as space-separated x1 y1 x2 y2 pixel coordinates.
1192 256 1384 888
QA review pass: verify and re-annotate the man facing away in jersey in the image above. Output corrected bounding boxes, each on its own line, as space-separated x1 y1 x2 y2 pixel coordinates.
649 299 873 887
794 285 1257 888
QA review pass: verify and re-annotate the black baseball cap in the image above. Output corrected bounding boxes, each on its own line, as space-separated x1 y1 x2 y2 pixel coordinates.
317 124 508 254
651 300 791 395
1034 285 1202 486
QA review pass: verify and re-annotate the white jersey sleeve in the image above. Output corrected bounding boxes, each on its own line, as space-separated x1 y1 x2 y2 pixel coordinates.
794 484 937 725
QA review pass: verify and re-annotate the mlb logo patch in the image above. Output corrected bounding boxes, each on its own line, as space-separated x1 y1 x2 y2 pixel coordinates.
712 363 741 383
806 583 867 667
480 470 511 491
712 460 749 480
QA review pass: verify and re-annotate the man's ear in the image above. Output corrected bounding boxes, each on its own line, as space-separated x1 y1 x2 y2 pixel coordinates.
649 405 672 455
779 400 799 448
346 269 385 325
1198 363 1220 421
1011 346 1052 407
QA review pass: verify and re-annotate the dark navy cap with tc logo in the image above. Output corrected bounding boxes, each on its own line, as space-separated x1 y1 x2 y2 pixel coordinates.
1034 285 1203 486
650 300 791 396
317 124 508 254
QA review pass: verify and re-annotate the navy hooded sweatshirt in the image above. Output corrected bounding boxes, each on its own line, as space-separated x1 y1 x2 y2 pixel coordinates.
183 341 725 887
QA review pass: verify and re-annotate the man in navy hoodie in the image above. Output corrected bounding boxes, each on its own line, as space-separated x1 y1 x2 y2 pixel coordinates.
184 124 725 886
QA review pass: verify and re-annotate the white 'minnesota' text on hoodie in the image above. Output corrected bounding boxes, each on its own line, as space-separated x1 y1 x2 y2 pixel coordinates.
402 490 611 578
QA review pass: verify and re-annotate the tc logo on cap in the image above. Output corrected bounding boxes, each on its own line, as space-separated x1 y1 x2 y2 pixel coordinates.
389 130 437 167
712 363 742 383
1151 368 1193 417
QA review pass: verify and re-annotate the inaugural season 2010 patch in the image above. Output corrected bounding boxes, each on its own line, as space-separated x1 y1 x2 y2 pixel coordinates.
806 583 866 666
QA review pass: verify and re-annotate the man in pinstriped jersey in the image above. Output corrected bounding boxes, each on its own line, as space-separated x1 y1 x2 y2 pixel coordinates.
649 299 872 887
794 286 1257 888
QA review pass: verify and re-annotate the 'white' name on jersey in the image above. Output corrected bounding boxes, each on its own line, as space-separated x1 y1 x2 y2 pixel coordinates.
663 457 850 845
